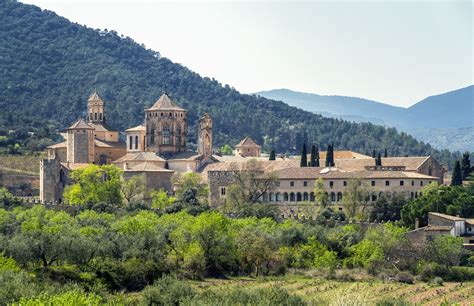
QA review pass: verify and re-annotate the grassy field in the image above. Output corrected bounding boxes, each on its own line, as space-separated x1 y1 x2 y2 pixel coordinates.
189 275 474 305
0 154 43 175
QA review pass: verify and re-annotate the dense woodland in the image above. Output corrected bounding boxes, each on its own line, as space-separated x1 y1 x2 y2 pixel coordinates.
0 0 461 167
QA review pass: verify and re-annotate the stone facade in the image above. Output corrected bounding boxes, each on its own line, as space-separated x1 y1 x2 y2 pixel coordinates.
145 93 187 155
235 137 261 157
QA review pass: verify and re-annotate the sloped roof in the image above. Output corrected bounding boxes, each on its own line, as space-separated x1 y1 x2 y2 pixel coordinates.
429 212 465 221
335 157 429 172
67 119 94 130
48 141 67 149
314 151 371 160
113 152 165 163
88 122 118 132
61 162 90 170
235 137 260 148
125 124 146 132
425 225 453 232
146 93 185 111
48 139 125 149
124 162 174 173
88 91 104 103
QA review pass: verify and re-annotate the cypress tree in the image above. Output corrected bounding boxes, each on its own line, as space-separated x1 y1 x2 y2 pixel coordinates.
461 152 471 179
384 148 388 158
269 150 276 161
451 161 463 186
310 145 317 167
325 144 331 167
376 153 382 167
330 143 335 167
300 143 307 167
315 148 320 167
372 149 376 158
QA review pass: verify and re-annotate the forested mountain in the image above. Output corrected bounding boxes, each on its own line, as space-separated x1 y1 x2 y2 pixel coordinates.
0 0 458 166
258 87 473 152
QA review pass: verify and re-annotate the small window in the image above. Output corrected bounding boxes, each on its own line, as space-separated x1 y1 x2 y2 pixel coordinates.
400 180 404 186
161 112 163 117
329 181 334 188
420 181 424 186
290 181 294 187
371 181 375 186
411 180 415 186
303 181 308 187
343 181 347 186
220 187 226 196
385 181 390 186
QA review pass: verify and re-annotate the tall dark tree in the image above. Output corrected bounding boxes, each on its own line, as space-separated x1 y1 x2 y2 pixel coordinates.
300 143 307 167
375 153 382 167
451 161 463 186
461 152 471 179
310 145 318 167
269 150 276 161
325 144 335 167
372 150 376 158
384 148 388 158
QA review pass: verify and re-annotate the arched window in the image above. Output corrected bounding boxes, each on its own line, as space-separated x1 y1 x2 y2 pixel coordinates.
303 192 308 201
162 123 171 145
290 192 295 202
310 192 315 202
176 125 181 145
94 113 97 120
330 192 336 202
284 192 289 202
337 192 343 202
269 192 275 202
99 113 102 121
135 135 138 150
296 192 302 202
129 136 133 150
276 193 281 202
89 113 93 121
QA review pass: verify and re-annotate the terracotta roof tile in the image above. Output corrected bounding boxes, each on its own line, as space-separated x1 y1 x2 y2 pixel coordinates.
146 93 185 111
67 119 94 130
235 137 260 148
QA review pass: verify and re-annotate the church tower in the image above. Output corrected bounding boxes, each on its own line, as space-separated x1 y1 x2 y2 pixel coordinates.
87 91 105 123
66 119 95 163
145 93 187 155
198 113 213 158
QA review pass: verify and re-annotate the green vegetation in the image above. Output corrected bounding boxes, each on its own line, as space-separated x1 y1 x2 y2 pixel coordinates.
0 1 460 166
219 144 233 156
300 143 307 167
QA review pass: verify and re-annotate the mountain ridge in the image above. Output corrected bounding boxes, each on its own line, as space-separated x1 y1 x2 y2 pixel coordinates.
0 0 459 166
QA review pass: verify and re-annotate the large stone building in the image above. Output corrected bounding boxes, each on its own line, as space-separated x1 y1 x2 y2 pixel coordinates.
41 90 445 214
203 154 444 217
40 91 216 203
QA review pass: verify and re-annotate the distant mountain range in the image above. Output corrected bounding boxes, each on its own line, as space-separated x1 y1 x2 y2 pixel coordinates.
257 86 474 152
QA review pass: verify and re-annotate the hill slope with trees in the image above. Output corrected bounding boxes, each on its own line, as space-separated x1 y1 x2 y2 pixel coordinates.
0 0 458 165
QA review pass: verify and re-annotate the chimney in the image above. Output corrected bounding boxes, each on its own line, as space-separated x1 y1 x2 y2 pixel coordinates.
415 218 420 229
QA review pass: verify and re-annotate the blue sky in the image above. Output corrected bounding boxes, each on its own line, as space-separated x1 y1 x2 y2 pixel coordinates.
23 0 473 107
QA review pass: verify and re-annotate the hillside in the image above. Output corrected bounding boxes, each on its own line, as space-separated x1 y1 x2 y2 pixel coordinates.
0 0 457 166
258 87 474 152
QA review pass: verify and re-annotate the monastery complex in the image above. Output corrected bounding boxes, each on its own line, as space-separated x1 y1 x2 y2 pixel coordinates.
40 92 444 215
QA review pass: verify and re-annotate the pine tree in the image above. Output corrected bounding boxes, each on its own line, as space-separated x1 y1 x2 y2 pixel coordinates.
451 161 463 186
384 148 388 158
269 150 276 161
310 145 317 167
300 143 307 167
461 152 471 179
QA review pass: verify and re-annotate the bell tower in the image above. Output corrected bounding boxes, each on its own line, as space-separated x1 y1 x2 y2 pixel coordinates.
198 113 212 158
87 91 105 123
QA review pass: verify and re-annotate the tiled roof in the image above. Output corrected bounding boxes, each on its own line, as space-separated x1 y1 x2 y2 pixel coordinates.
48 139 125 149
113 152 165 163
125 124 146 132
425 225 453 232
67 119 94 130
48 141 67 149
61 162 90 170
88 122 118 132
334 156 429 171
429 212 465 221
146 93 185 111
317 151 371 160
235 137 260 148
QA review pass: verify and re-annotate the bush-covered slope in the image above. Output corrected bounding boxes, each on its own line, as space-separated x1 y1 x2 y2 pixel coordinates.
0 0 457 165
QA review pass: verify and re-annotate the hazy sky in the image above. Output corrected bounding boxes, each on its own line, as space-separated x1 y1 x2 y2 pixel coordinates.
22 0 473 107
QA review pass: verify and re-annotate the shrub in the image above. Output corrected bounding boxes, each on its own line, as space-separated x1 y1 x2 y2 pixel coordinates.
196 286 306 305
18 289 102 305
0 270 39 304
433 277 443 286
394 272 414 284
140 275 195 305
376 298 410 306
